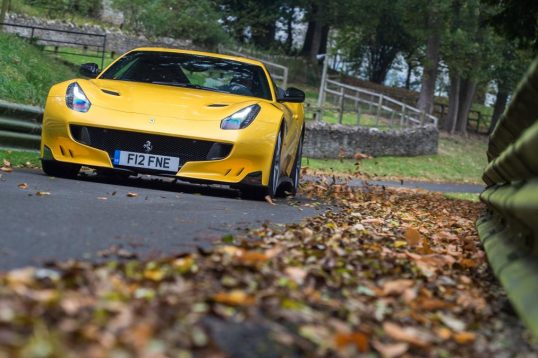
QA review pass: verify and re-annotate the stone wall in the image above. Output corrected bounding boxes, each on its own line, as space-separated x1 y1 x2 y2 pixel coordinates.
3 13 191 57
304 122 439 158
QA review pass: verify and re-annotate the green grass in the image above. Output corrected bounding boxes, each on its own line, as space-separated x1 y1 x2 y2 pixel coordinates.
0 33 76 106
0 149 40 167
444 192 480 202
304 134 488 184
43 46 117 69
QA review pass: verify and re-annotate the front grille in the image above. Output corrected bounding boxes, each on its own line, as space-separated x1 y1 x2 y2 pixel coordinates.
70 125 232 165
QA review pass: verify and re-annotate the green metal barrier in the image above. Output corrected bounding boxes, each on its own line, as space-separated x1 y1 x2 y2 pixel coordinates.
478 57 538 337
0 99 43 150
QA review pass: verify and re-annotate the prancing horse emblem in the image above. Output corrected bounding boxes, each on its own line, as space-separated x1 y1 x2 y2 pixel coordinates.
143 140 153 153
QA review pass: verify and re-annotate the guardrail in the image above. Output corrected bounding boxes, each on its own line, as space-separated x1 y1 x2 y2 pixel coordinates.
217 45 289 89
477 57 538 338
1 22 107 68
0 100 43 151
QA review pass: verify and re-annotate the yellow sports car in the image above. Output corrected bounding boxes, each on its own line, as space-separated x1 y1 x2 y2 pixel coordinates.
40 48 305 198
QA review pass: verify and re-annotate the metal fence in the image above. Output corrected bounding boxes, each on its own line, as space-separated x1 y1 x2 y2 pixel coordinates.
477 57 538 338
217 45 289 89
0 22 107 68
0 100 43 151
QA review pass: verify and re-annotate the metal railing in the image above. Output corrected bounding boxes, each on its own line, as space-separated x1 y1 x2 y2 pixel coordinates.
477 57 538 338
217 45 289 89
0 100 43 151
1 22 107 68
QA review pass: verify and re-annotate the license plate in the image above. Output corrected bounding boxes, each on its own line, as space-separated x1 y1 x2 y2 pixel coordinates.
113 150 180 172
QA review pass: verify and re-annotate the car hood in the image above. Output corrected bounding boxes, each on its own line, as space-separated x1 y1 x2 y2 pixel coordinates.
80 79 266 121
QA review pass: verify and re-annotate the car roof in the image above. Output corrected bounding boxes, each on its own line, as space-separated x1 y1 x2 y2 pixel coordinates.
129 47 267 68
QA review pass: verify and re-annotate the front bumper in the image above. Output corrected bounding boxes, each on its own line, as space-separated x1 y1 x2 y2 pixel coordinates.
40 97 278 186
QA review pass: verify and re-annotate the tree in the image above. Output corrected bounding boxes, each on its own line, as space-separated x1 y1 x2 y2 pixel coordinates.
1 0 9 24
215 0 283 48
335 0 414 84
482 0 538 51
113 0 229 47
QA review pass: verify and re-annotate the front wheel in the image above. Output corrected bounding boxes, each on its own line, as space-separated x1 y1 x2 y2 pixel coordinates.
239 126 284 200
41 160 81 178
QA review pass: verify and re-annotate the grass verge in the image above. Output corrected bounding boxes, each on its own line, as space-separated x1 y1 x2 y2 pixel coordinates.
304 134 488 184
0 149 40 167
0 33 76 106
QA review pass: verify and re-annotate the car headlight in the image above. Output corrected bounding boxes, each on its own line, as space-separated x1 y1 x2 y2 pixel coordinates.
220 104 261 130
66 82 91 113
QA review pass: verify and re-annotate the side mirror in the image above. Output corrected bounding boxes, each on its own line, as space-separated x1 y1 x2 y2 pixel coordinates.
277 87 305 103
79 63 100 78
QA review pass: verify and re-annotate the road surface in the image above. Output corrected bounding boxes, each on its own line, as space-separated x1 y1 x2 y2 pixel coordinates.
0 169 320 270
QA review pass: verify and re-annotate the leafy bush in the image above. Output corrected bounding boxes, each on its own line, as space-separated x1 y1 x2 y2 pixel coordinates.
112 0 230 47
20 0 102 18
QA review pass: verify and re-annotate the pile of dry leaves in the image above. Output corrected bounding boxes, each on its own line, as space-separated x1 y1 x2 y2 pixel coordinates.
0 183 536 357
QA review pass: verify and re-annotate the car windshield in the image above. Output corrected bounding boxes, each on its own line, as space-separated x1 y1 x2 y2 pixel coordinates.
99 51 273 100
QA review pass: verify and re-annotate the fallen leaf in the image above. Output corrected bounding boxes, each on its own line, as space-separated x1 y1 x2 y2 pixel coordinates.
36 191 51 196
0 167 13 173
381 279 414 296
383 322 436 348
404 227 421 246
453 331 476 344
285 267 307 285
3 159 11 167
97 196 108 200
265 195 276 205
127 192 139 197
334 331 369 352
18 183 28 189
372 340 409 358
439 313 466 332
213 290 255 306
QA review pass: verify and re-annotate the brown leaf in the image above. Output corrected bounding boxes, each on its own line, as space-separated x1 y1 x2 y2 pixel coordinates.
264 195 276 205
404 227 421 246
127 192 139 197
0 167 13 173
285 267 307 285
3 159 11 167
36 191 51 196
453 331 476 344
381 279 414 296
18 183 28 190
334 331 369 353
372 340 409 358
383 322 435 348
213 290 255 306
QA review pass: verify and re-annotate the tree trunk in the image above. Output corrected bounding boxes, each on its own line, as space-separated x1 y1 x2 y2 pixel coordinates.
1 0 9 24
308 21 324 60
446 72 461 133
301 21 315 56
318 25 330 54
455 78 476 134
405 63 413 89
285 8 294 53
489 87 509 133
417 22 441 114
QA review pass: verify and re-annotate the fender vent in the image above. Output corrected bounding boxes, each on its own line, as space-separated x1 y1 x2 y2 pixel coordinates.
101 89 120 96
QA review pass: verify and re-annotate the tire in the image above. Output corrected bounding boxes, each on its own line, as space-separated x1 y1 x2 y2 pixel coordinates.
239 126 284 200
289 129 304 196
41 160 81 178
267 126 284 198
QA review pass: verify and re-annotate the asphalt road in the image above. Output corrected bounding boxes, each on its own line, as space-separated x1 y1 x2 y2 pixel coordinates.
0 169 320 270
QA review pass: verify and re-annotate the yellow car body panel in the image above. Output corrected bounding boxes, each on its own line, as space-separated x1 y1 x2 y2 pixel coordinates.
40 48 305 188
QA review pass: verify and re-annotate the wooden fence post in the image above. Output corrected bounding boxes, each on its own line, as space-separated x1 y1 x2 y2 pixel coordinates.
375 95 383 125
338 87 345 124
